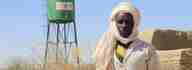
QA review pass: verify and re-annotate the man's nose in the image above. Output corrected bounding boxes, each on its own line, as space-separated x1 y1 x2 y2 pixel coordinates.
122 21 128 28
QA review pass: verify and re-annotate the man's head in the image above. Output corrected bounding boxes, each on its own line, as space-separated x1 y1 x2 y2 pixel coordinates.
109 2 140 44
115 11 134 38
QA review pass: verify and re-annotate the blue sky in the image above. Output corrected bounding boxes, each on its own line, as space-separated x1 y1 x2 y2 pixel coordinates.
0 0 192 64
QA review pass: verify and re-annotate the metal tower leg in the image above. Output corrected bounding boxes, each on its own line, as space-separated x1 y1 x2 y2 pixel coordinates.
44 23 50 70
73 21 79 64
56 24 60 64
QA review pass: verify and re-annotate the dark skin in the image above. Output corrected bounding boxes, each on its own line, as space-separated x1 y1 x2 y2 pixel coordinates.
115 12 134 38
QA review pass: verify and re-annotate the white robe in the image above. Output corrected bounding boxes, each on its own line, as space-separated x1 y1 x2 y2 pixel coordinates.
96 33 160 70
113 39 160 70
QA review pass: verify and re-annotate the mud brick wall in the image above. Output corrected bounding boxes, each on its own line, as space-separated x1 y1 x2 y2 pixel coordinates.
152 29 192 50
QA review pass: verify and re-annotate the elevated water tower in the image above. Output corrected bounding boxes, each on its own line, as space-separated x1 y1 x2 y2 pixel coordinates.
44 0 79 66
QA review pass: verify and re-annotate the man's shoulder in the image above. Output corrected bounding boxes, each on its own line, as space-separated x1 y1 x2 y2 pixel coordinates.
133 39 152 48
132 39 156 51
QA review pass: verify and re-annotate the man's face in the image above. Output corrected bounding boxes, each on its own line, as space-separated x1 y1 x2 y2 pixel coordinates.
115 12 134 38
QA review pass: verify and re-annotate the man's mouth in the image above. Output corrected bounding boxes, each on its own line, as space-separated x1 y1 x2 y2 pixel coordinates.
119 30 132 38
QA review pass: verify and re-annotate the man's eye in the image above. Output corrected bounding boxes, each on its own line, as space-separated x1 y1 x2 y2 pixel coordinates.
117 20 123 24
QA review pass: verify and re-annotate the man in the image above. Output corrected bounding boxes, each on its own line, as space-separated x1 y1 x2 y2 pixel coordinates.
95 1 160 70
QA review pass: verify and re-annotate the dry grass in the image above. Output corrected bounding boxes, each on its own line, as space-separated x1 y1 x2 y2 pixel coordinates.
7 64 96 70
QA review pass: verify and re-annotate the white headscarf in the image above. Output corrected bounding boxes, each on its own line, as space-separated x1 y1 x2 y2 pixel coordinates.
109 1 140 44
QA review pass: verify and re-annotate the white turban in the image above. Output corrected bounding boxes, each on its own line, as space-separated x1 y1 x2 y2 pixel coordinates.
109 1 141 44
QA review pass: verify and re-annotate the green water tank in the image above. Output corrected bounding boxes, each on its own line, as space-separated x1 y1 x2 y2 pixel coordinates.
48 0 75 23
